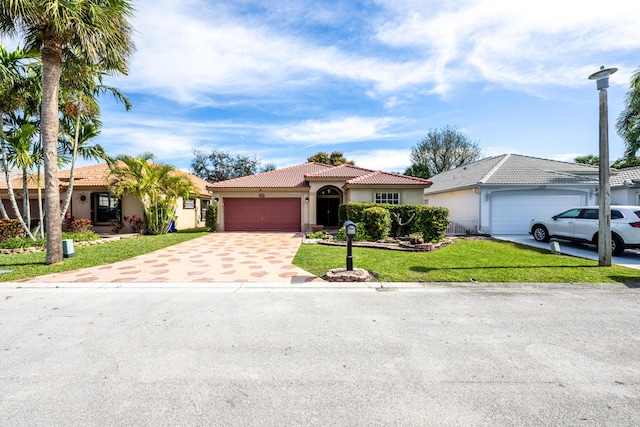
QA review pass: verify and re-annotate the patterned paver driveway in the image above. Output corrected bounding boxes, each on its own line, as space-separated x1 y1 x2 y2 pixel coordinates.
21 232 323 284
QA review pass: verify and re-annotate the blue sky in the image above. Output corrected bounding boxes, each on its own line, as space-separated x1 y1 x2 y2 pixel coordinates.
7 0 640 173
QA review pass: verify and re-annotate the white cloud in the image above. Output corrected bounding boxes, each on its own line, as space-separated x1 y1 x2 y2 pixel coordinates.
271 116 397 144
350 148 412 172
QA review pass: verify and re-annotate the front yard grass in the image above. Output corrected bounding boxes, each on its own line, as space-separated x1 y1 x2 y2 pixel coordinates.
293 239 640 283
0 231 209 282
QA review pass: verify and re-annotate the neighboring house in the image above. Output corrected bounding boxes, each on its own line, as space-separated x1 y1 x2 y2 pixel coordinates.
0 163 211 233
424 154 603 235
207 162 432 232
610 166 640 205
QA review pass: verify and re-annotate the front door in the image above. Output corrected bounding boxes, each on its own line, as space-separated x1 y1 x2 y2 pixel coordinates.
317 197 340 226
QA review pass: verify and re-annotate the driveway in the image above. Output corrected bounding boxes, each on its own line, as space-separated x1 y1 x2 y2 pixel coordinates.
20 232 325 284
494 234 640 269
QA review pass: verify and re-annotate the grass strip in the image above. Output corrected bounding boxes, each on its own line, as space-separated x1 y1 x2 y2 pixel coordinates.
293 239 640 283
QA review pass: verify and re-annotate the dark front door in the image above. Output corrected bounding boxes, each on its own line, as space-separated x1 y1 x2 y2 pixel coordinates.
317 197 340 227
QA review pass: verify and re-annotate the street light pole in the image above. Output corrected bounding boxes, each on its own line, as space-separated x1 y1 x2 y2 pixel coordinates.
588 66 617 267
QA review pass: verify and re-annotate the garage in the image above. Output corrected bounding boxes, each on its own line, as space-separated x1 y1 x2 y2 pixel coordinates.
224 198 301 231
490 191 586 234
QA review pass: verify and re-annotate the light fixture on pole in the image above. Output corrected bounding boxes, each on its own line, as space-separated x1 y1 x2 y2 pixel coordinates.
588 65 617 266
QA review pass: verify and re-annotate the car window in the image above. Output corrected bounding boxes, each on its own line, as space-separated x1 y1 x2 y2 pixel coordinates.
634 210 640 219
557 208 582 219
581 209 598 219
611 210 624 219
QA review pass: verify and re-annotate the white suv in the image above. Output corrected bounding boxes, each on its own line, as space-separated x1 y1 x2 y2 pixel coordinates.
529 205 640 256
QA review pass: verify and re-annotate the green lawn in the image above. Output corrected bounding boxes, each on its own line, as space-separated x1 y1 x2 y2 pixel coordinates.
0 231 209 282
293 239 640 283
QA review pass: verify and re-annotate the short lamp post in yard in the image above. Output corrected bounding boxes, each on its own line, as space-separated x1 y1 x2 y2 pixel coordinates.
588 65 617 267
344 220 357 271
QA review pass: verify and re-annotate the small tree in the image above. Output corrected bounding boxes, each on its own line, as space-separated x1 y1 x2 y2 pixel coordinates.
205 204 217 231
410 126 482 176
307 150 355 166
190 149 273 182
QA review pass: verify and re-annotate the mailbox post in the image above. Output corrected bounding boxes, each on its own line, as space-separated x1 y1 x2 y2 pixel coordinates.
344 220 356 271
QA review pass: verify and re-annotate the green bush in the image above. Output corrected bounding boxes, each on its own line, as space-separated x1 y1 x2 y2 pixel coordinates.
361 206 391 241
62 230 100 242
335 222 369 241
413 205 449 242
205 203 218 231
0 219 25 240
0 236 46 249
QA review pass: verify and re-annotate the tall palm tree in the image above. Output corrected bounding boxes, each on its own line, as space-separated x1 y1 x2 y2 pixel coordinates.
5 120 38 227
59 119 107 218
0 45 37 237
108 153 197 235
617 67 640 158
0 0 134 264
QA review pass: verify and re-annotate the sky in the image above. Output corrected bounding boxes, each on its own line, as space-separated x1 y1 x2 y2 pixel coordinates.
5 0 640 174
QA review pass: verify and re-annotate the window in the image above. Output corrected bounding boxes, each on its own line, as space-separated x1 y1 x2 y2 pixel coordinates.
200 199 211 222
91 192 121 224
375 192 400 204
184 198 195 209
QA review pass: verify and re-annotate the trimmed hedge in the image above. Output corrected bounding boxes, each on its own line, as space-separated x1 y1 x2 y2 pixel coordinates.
205 203 218 231
339 202 449 242
0 219 25 240
361 206 391 241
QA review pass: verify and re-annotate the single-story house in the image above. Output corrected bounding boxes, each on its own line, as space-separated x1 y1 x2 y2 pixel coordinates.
0 163 211 233
207 162 432 232
424 153 604 235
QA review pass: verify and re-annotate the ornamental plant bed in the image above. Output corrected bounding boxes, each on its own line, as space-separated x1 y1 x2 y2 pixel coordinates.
315 237 453 252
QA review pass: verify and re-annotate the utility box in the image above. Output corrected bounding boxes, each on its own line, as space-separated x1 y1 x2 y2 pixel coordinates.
62 239 75 258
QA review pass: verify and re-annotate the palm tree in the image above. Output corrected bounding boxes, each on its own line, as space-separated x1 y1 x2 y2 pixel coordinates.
59 119 107 218
0 0 134 264
617 67 640 158
0 45 37 237
5 120 38 227
108 153 197 235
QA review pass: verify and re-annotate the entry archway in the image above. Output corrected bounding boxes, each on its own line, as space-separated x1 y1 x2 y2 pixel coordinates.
316 186 342 227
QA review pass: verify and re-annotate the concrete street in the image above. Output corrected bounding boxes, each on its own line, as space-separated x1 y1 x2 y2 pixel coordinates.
1 282 639 426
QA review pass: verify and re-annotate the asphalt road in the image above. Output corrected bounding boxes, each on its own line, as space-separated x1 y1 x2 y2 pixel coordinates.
1 283 639 426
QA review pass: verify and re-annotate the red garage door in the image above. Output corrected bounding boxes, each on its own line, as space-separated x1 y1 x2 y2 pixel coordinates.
224 198 301 231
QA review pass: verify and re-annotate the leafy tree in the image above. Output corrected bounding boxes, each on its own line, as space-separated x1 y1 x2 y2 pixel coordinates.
617 66 640 158
108 153 197 235
574 155 599 166
611 157 640 169
307 150 355 166
1 0 134 264
410 126 482 176
404 163 432 179
190 149 274 182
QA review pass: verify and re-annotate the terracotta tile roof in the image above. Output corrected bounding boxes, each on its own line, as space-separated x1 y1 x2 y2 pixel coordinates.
305 164 376 179
207 162 432 189
1 163 212 197
346 171 432 186
208 163 333 189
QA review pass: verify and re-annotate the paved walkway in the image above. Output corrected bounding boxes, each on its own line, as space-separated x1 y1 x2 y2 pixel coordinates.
20 232 325 284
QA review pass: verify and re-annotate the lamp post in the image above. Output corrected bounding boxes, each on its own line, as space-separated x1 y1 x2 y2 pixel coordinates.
588 66 617 266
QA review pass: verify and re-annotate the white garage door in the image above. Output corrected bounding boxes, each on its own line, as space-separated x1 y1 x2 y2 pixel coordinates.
491 192 585 235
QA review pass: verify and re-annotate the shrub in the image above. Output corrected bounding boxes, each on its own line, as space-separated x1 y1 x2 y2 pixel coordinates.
0 236 45 249
335 222 369 241
413 205 449 242
124 214 144 233
62 230 100 242
205 203 218 231
0 219 25 240
361 206 391 241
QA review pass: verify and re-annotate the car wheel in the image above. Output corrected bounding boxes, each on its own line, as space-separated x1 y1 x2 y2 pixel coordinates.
532 225 550 242
612 235 624 256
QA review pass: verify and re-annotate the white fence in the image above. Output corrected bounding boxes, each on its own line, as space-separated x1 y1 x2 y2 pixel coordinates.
446 218 477 235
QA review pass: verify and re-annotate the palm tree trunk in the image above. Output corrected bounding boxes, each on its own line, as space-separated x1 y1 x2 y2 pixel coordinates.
37 160 44 239
0 109 9 220
22 168 30 227
42 39 63 264
60 113 80 219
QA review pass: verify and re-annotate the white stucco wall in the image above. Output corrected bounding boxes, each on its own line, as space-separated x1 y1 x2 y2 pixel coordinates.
611 188 640 206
